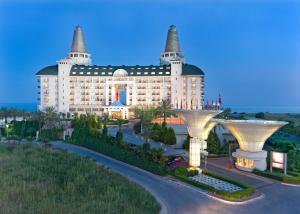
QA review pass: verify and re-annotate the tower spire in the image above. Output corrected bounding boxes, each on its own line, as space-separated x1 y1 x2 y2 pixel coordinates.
165 25 180 52
71 25 87 53
68 25 91 65
160 25 184 65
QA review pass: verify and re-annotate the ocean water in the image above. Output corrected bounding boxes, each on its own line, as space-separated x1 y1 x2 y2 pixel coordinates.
225 106 300 114
0 103 299 113
0 103 38 112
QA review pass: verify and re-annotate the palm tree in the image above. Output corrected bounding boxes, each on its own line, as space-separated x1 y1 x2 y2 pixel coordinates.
157 99 172 124
133 106 157 144
0 107 9 124
117 118 123 132
102 113 109 139
33 110 45 139
44 107 60 128
32 107 60 140
10 108 19 121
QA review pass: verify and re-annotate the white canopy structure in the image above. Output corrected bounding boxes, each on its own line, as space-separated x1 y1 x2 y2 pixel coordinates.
174 109 288 172
219 120 288 171
174 109 222 168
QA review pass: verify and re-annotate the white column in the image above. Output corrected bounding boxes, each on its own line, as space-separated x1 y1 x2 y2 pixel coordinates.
105 83 109 106
146 78 152 105
111 85 116 103
126 85 130 106
132 83 137 105
189 137 201 167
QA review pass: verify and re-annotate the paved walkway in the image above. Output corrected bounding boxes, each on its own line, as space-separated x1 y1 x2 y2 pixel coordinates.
191 174 243 192
51 141 300 214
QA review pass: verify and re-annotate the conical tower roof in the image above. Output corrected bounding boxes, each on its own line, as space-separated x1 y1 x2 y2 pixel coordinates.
71 25 87 53
165 25 181 52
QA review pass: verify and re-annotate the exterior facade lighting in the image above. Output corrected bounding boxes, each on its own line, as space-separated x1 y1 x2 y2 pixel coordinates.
219 120 288 171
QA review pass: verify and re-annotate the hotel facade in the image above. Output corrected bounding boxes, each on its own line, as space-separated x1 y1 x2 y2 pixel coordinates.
36 25 205 118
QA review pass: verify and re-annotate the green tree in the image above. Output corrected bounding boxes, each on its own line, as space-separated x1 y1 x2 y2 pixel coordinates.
156 99 172 123
207 131 221 154
0 107 10 124
163 127 176 145
102 113 109 140
134 106 157 144
182 134 191 150
255 112 265 119
216 108 232 119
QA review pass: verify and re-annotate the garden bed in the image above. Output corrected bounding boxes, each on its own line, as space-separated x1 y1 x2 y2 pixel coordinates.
170 166 256 200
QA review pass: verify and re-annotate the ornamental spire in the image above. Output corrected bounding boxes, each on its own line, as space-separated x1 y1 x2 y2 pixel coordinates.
71 25 87 53
165 25 181 52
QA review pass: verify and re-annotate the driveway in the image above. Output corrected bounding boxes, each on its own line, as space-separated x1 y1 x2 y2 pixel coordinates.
108 125 187 156
51 141 300 214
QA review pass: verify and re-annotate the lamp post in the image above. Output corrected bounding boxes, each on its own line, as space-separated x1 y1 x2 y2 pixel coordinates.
5 124 9 138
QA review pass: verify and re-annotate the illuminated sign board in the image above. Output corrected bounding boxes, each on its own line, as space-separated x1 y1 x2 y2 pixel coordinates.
270 151 287 175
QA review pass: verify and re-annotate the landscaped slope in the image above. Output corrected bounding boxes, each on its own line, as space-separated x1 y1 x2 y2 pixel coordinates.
0 144 160 214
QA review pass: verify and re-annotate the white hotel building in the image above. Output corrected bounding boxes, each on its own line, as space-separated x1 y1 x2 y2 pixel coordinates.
36 25 205 118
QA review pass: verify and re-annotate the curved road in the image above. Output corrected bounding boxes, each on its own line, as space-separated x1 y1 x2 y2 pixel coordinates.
51 142 300 214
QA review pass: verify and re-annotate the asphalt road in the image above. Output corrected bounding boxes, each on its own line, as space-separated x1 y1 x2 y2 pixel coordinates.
51 142 300 214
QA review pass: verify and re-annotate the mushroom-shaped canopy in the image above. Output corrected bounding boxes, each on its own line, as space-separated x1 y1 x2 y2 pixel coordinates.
219 120 288 152
174 109 222 138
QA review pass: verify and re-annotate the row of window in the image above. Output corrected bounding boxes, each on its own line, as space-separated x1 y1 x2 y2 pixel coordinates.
71 71 170 76
70 53 89 58
73 66 170 70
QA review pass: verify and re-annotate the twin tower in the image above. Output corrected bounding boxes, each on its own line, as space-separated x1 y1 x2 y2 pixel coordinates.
68 25 185 66
37 24 205 115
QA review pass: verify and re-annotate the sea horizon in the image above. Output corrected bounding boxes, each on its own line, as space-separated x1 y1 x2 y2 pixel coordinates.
0 102 299 114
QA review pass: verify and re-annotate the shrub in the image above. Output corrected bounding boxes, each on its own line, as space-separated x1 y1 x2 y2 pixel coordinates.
164 128 176 145
253 169 300 184
70 115 167 176
71 136 167 175
182 135 191 150
287 150 300 172
171 166 198 177
40 128 63 142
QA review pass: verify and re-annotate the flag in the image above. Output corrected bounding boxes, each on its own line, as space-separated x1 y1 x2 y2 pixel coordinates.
219 94 222 105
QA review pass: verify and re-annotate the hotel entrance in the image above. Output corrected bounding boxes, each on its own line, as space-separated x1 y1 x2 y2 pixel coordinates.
115 84 127 105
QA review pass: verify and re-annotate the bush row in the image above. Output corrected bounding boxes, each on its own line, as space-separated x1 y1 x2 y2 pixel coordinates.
253 169 300 185
71 136 167 176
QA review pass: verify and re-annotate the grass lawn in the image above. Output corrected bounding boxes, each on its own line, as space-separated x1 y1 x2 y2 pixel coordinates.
0 144 160 214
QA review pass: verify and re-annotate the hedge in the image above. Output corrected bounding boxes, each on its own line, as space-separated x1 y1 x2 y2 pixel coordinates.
253 169 300 185
70 136 167 176
170 167 256 200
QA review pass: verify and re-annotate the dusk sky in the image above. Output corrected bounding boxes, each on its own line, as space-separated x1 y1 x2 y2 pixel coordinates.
0 0 299 112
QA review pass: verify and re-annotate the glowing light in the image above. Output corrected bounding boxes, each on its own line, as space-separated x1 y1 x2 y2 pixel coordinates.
189 137 201 167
